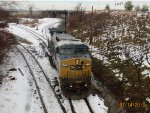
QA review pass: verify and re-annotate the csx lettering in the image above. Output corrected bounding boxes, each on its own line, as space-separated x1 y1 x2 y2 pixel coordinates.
70 65 83 70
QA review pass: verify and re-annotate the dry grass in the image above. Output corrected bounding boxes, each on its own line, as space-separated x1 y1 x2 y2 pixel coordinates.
0 31 17 64
65 10 150 113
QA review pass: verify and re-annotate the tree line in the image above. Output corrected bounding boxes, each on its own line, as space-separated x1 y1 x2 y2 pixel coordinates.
105 1 149 12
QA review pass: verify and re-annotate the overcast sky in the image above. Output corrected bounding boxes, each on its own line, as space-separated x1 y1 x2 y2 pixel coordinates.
16 0 150 11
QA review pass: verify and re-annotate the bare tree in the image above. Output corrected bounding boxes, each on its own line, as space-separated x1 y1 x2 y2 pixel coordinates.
134 5 141 12
89 6 93 45
0 8 9 21
0 1 18 21
0 1 17 8
68 2 85 39
28 3 34 18
74 2 82 12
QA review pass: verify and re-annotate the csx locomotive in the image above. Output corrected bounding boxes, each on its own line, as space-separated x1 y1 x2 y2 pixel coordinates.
49 28 92 98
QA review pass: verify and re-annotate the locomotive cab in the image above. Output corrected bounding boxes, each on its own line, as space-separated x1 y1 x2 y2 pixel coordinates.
58 44 92 91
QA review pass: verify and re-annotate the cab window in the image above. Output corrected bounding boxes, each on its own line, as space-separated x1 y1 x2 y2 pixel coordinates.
59 44 88 55
59 46 74 54
75 45 88 54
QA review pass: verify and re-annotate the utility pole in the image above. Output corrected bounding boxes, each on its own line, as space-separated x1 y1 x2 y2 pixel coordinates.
65 10 67 33
89 6 93 45
79 8 82 39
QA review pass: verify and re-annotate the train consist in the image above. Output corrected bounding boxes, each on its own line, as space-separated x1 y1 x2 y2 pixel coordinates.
48 28 92 98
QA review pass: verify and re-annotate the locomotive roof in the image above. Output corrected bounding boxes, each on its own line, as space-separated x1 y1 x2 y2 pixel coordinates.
54 33 79 41
49 28 66 34
53 33 86 47
57 40 84 47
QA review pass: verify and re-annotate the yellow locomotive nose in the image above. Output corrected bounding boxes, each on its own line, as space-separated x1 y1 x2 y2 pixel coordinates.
60 58 91 79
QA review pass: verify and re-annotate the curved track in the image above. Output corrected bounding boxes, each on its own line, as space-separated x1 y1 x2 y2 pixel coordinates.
15 43 67 113
41 22 60 40
42 23 96 113
15 45 48 113
11 23 109 113
12 25 48 46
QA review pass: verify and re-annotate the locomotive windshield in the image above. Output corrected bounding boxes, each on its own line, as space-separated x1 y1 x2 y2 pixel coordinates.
59 44 88 55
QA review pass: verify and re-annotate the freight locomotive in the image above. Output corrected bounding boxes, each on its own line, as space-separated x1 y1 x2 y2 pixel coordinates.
49 28 92 98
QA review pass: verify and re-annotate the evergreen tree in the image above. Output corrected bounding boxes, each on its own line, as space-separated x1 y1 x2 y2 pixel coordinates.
105 4 110 10
124 1 134 11
141 4 149 12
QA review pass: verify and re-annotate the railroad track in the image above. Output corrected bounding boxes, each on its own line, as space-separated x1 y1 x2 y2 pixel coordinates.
40 22 108 113
15 44 67 113
42 25 94 113
10 23 58 112
11 23 109 113
42 23 95 113
15 43 95 113
84 98 94 113
11 22 59 47
10 24 51 57
68 99 76 113
10 24 48 47
41 22 60 45
37 24 96 113
68 98 95 113
15 45 48 113
41 23 52 39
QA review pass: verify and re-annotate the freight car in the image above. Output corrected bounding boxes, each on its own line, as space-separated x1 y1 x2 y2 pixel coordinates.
49 28 92 98
0 21 9 28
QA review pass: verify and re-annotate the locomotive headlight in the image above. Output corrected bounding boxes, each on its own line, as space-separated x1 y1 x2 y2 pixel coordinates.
61 64 68 67
69 85 72 88
85 84 88 87
76 60 79 64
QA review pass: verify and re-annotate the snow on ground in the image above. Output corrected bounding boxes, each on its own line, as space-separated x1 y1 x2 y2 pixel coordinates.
0 49 44 113
32 18 61 36
72 99 91 113
19 18 35 23
142 70 150 78
0 18 108 113
28 45 73 113
88 95 108 113
18 44 63 113
8 24 39 45
28 39 107 113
